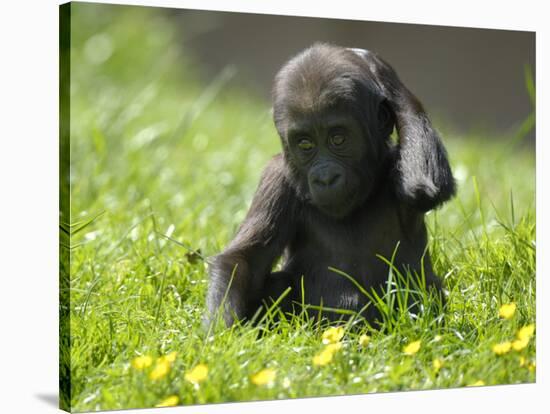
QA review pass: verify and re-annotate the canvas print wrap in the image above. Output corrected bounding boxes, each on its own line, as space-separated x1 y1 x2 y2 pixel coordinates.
59 2 536 412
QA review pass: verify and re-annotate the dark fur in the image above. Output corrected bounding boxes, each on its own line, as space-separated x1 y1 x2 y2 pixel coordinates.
206 43 455 327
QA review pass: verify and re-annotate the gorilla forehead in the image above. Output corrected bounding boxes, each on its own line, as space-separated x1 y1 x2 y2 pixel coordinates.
273 43 382 120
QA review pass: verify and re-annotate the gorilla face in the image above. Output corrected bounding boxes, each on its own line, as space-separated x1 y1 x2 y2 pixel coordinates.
284 108 373 218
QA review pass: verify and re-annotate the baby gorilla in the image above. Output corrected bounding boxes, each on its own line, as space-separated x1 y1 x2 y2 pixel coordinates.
206 43 455 327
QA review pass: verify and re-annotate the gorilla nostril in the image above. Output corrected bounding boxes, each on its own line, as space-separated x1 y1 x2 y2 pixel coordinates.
314 172 342 187
329 173 341 186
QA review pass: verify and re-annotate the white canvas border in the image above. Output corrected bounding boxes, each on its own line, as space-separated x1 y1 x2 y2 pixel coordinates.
0 1 545 413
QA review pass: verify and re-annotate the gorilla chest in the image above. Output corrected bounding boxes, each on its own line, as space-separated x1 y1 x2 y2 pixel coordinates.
284 201 425 309
294 205 403 271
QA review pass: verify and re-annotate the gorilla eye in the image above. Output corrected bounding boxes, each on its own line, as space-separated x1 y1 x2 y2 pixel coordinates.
297 138 315 151
330 134 346 146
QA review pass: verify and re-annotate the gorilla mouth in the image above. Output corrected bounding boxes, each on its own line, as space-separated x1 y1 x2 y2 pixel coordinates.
313 191 358 218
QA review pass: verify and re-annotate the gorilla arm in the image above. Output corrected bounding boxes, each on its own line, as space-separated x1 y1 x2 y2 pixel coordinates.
351 48 456 212
206 154 298 327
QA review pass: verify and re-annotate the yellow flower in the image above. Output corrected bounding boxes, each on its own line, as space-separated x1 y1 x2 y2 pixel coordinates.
322 326 345 344
184 363 208 384
250 368 276 386
325 342 343 353
432 358 443 372
528 361 536 372
403 340 421 355
492 341 512 355
155 395 179 407
467 380 485 387
149 359 171 380
498 303 516 319
313 348 334 366
131 355 153 370
512 337 529 351
519 356 527 367
517 324 535 341
158 351 178 364
359 334 370 347
313 340 343 367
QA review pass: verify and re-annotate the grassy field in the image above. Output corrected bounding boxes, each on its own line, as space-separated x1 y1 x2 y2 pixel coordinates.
61 4 536 412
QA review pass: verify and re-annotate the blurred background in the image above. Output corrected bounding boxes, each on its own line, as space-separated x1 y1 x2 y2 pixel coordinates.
65 3 536 142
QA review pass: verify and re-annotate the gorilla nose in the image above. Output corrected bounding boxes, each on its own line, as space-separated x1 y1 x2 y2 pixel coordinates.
313 170 342 188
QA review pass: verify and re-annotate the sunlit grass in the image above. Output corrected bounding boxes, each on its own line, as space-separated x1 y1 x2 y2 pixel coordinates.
62 3 536 412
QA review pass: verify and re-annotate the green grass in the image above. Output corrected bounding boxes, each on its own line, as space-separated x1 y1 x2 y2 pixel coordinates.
61 3 536 412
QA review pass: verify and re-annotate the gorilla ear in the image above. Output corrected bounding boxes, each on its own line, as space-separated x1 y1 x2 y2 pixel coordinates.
378 99 395 138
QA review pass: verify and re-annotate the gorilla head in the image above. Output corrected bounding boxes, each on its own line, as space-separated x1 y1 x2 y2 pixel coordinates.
272 44 395 218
